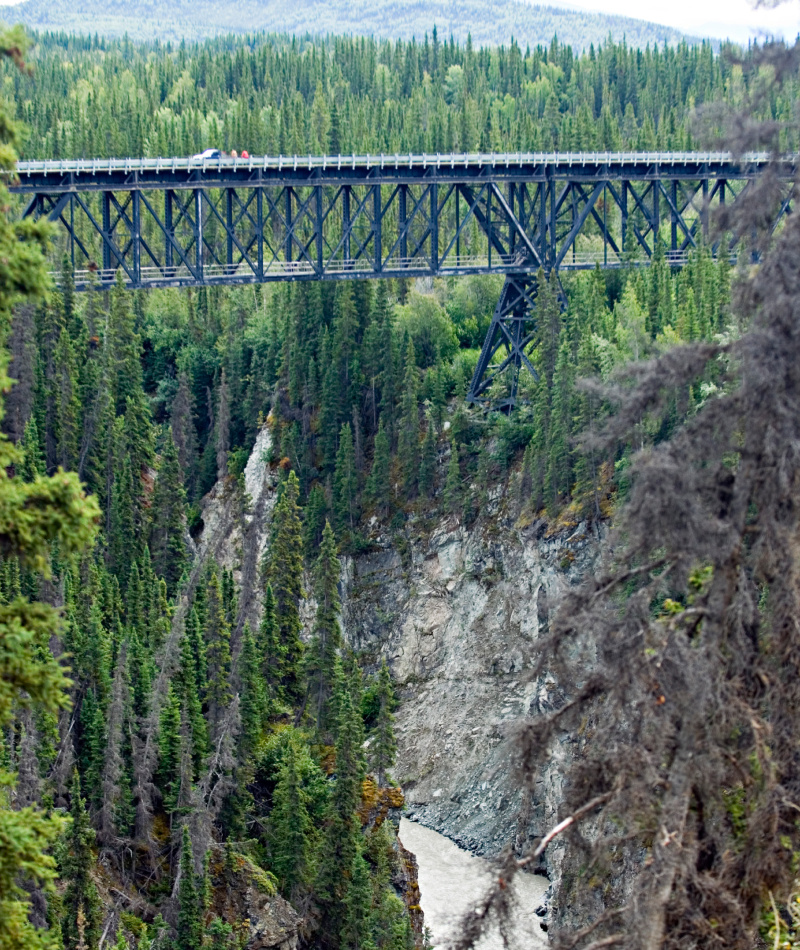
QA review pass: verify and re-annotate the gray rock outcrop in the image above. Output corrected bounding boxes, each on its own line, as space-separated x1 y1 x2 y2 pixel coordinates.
341 515 601 874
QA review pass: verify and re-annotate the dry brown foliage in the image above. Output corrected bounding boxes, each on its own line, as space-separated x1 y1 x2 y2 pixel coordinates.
457 37 800 950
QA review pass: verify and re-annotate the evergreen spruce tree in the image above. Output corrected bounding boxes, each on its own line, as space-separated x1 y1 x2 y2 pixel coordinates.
19 416 45 482
109 452 137 584
366 417 392 514
60 253 78 342
308 520 343 732
86 600 112 705
176 825 203 950
110 270 143 416
343 843 376 950
127 623 153 722
333 281 359 408
40 292 66 473
443 440 462 516
573 331 604 514
216 368 231 481
149 430 188 594
544 337 572 513
206 919 236 950
268 738 315 901
316 671 367 943
221 568 237 627
318 334 341 473
418 412 437 500
156 684 182 817
204 567 232 741
53 327 81 471
302 483 328 562
375 284 396 447
265 471 305 705
396 338 420 496
528 375 550 510
78 688 106 813
179 610 208 777
61 773 102 950
238 622 267 758
258 583 281 699
171 370 198 495
369 660 397 786
334 422 359 536
122 391 155 478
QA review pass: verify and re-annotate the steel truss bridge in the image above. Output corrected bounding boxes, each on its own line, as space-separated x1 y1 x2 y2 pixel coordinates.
8 150 791 407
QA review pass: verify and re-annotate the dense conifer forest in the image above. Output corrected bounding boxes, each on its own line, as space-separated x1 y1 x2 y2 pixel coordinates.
3 31 795 160
0 21 782 950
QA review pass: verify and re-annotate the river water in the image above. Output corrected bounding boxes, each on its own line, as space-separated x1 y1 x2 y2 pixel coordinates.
399 818 549 950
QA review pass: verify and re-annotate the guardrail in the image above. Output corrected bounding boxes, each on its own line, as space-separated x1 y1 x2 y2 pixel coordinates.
10 150 777 178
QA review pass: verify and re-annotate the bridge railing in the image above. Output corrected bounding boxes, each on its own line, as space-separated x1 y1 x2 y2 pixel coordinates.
11 150 775 178
55 250 707 288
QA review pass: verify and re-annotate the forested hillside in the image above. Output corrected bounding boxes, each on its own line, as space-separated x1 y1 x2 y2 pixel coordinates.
0 22 771 950
5 0 693 52
3 31 795 161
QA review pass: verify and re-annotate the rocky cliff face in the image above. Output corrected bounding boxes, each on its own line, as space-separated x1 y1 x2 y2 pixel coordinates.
341 512 601 874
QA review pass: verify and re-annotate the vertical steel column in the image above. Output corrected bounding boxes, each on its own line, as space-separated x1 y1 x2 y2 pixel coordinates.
165 190 173 273
430 183 438 272
509 182 516 257
603 184 608 266
670 179 678 252
373 184 382 273
194 188 203 279
712 180 725 257
132 190 141 286
549 166 556 273
343 186 351 265
226 188 234 275
571 184 577 265
257 189 264 280
539 179 547 269
653 178 660 240
455 187 460 262
102 191 112 274
701 178 709 243
487 184 492 268
399 185 407 261
285 188 292 264
621 180 628 254
69 193 75 269
315 184 324 274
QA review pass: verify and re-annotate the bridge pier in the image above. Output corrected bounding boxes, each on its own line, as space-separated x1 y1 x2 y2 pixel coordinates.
467 273 542 411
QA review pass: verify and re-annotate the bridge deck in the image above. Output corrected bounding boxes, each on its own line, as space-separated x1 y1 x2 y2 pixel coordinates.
9 150 775 190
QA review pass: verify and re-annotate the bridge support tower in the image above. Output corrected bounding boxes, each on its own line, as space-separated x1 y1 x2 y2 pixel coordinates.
466 273 543 411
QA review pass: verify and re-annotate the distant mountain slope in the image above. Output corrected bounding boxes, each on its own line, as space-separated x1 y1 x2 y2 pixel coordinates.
4 0 700 50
